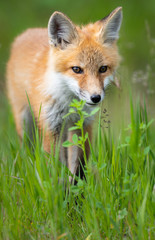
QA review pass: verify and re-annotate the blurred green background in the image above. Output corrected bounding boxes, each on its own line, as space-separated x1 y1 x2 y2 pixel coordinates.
0 0 155 135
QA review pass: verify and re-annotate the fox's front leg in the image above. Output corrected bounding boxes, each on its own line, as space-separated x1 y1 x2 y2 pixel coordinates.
68 126 92 181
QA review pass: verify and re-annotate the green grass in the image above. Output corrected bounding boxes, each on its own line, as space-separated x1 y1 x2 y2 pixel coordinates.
0 95 155 240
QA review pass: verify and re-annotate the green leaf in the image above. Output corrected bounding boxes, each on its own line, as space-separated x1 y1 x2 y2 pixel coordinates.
72 99 79 105
89 107 100 116
62 140 73 147
72 134 78 144
146 119 154 129
77 179 84 188
75 120 83 128
70 185 80 193
81 111 89 116
69 108 75 113
69 126 80 131
117 208 128 220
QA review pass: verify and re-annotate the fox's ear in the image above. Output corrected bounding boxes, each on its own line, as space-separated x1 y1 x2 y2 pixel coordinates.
99 7 122 45
48 12 79 49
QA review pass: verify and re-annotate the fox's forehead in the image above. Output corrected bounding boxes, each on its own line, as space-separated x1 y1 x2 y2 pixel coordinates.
78 42 105 68
76 38 119 70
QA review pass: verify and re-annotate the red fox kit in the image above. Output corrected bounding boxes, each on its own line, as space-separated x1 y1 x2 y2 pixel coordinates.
7 7 122 178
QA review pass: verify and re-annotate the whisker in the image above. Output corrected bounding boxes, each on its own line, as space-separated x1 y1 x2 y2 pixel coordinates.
80 91 86 98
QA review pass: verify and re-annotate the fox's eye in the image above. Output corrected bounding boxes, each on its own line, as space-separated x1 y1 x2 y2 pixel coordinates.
99 66 108 73
72 66 83 74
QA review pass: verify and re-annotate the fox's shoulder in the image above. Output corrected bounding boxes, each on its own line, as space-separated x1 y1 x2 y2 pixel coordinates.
13 28 48 46
11 28 49 54
8 28 50 72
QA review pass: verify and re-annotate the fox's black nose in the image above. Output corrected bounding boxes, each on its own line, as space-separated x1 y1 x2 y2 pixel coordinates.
90 94 101 104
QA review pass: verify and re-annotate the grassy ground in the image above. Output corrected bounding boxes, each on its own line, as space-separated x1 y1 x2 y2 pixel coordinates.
0 93 154 240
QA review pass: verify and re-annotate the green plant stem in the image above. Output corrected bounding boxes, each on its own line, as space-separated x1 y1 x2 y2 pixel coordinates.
81 117 87 164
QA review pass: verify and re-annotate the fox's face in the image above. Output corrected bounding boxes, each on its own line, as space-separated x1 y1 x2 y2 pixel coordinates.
47 7 122 106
